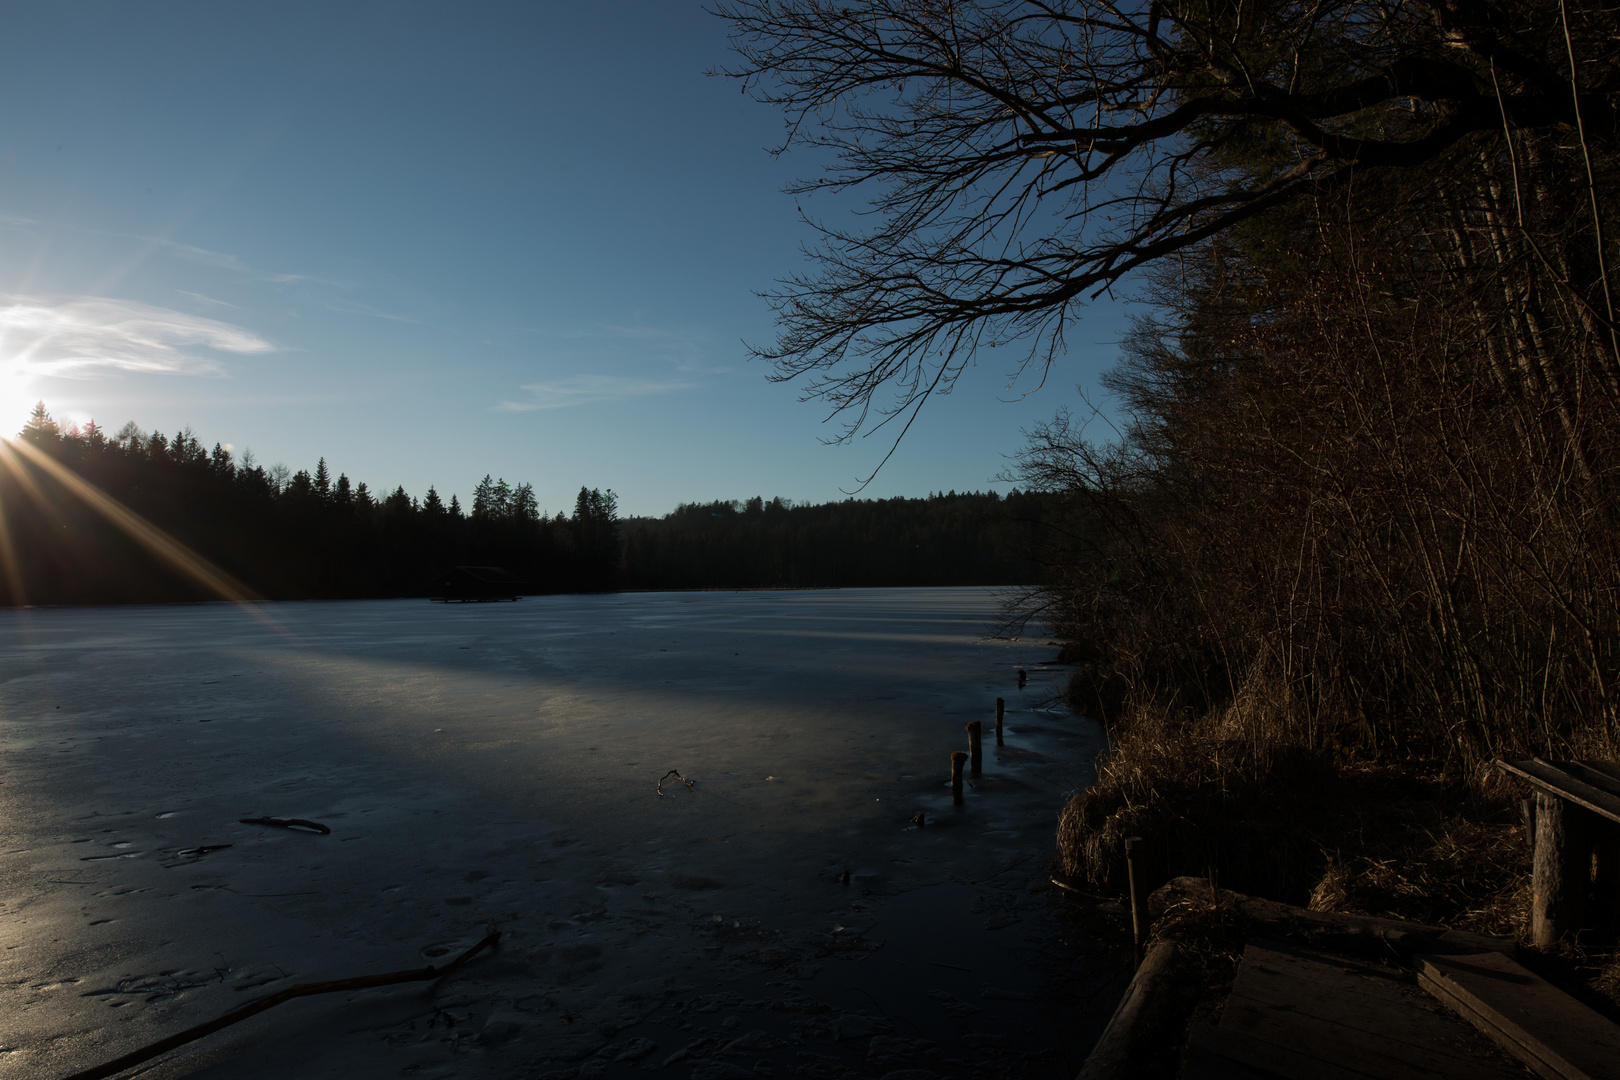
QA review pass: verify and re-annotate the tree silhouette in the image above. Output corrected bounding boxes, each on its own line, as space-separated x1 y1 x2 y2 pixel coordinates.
719 0 1619 463
1 409 1049 604
21 402 58 445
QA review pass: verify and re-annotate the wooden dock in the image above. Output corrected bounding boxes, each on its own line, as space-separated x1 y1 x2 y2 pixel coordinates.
1077 877 1620 1080
1184 941 1525 1079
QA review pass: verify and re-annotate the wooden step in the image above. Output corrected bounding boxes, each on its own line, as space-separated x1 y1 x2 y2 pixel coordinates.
1184 941 1523 1080
1417 950 1620 1080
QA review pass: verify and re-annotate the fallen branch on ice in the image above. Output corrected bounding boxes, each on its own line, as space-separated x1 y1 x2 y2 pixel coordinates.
239 816 330 834
63 925 501 1080
656 769 695 796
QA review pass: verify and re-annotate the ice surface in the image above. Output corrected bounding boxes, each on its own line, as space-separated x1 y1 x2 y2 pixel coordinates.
0 588 1120 1079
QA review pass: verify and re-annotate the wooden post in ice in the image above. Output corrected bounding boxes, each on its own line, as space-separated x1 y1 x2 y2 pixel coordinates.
995 698 1005 746
950 751 968 805
1016 666 1027 689
966 721 983 777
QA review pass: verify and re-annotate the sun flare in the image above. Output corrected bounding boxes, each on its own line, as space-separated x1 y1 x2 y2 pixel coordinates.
0 371 33 440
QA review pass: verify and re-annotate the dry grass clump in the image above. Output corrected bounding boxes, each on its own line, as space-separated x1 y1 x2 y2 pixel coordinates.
1060 667 1534 920
1592 954 1620 1015
1059 671 1339 901
1306 801 1530 938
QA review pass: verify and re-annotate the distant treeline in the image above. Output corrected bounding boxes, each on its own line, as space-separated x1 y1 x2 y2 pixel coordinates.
0 405 1045 605
622 493 1045 589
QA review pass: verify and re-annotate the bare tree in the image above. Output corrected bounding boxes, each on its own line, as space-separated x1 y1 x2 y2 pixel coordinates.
718 0 1616 463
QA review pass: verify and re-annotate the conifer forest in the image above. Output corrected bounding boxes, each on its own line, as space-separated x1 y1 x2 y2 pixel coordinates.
0 405 1044 606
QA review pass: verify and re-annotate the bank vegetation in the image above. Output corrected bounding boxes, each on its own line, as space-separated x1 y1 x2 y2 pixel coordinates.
723 0 1620 963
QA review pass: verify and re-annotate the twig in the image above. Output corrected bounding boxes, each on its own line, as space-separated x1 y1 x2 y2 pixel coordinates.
62 926 501 1080
1559 0 1619 362
656 770 695 796
239 816 330 835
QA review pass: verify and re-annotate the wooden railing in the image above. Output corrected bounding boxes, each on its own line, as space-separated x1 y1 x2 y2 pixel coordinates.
1496 758 1620 946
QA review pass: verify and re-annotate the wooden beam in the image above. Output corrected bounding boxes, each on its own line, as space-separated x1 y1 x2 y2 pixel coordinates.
1150 875 1519 957
1497 759 1620 825
1075 940 1181 1080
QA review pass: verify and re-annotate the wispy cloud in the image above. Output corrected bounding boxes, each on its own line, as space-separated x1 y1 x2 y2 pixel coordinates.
159 238 254 274
496 373 693 412
151 237 339 286
0 294 275 378
324 296 418 323
505 321 732 376
0 213 339 287
176 289 240 309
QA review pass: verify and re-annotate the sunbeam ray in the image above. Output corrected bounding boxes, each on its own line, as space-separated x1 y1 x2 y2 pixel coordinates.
0 437 298 640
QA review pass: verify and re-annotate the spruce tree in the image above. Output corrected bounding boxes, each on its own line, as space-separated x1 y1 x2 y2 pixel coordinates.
20 402 59 444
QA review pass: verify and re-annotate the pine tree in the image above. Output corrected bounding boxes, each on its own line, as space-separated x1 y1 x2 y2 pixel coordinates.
472 475 498 520
511 483 539 522
21 401 59 444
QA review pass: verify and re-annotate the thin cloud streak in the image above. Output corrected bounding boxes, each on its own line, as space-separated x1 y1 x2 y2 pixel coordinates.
0 294 275 378
176 289 241 309
496 373 693 412
324 296 418 323
0 213 339 287
503 322 730 376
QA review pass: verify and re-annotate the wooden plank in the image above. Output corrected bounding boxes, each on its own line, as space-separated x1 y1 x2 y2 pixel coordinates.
1497 759 1620 825
1222 944 1522 1080
1417 950 1620 1080
1185 1022 1373 1080
1228 946 1516 1065
1237 938 1409 991
1566 760 1620 798
1220 992 1510 1080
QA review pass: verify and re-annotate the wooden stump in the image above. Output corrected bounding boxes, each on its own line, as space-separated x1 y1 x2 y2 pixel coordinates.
995 697 1005 746
1532 792 1597 946
965 720 983 776
950 751 967 805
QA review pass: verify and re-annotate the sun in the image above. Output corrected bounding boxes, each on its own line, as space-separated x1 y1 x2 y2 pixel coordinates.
0 372 33 440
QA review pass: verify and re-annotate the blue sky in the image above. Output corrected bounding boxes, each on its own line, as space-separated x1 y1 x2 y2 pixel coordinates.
0 2 1129 517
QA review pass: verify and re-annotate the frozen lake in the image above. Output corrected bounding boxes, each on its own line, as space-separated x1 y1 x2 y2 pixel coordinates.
0 588 1119 1079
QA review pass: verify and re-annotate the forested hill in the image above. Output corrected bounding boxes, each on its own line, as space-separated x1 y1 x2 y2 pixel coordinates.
0 406 1046 606
622 493 1044 589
